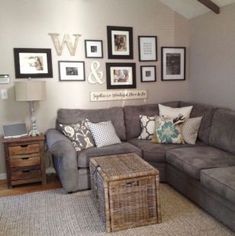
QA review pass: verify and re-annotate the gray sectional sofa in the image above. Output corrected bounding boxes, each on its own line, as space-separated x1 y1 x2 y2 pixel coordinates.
46 101 235 231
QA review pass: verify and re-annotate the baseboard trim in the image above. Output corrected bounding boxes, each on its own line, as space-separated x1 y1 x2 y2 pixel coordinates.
0 173 7 180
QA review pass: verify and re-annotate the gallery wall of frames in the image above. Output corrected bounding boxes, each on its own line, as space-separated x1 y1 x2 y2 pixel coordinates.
12 25 186 94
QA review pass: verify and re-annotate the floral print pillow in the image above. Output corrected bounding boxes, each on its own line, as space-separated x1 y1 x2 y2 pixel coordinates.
58 119 95 151
152 116 184 144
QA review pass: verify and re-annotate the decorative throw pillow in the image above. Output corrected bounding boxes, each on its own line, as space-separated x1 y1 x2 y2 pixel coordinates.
58 119 95 151
181 117 202 144
138 115 156 140
87 120 121 147
152 116 184 144
158 104 193 121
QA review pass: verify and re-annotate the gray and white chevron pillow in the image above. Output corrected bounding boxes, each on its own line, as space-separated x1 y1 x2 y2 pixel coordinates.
138 115 156 140
58 119 95 151
87 120 121 147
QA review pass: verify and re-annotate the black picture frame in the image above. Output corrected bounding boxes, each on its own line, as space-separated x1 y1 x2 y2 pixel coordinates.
107 26 133 59
58 61 85 82
161 47 186 81
106 63 136 89
138 36 158 62
85 40 103 58
140 65 156 82
14 48 53 78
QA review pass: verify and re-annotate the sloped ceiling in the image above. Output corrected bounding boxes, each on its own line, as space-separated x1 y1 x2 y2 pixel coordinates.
159 0 235 19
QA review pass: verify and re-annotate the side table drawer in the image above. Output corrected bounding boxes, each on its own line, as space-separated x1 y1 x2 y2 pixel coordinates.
9 144 40 156
10 154 40 168
11 167 41 181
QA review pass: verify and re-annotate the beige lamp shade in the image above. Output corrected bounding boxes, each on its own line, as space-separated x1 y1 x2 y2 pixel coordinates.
15 81 46 101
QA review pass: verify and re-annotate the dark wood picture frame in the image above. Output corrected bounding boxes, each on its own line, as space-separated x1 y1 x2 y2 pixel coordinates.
14 48 53 78
85 40 103 58
58 61 85 82
140 65 156 82
106 63 136 89
138 36 158 62
161 47 186 81
107 26 133 59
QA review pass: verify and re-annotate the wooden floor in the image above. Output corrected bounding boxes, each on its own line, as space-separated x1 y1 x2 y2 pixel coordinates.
0 174 61 197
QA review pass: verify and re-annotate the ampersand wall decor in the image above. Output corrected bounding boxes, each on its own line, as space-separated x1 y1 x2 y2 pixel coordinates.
88 61 104 84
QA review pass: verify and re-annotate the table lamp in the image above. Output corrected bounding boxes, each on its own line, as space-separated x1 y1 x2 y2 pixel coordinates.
15 80 46 136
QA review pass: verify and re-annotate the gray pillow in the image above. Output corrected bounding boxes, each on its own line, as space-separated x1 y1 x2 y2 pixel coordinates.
58 119 95 151
87 120 121 147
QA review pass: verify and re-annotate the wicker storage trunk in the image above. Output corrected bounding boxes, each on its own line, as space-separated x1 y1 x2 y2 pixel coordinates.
89 153 161 232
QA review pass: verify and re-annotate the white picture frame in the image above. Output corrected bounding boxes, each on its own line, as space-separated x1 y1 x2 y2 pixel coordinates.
138 36 157 61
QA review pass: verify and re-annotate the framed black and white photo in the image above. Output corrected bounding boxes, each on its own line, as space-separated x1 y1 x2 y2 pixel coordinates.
58 61 85 81
138 36 157 62
85 40 103 58
161 47 186 81
106 63 136 89
107 26 133 59
14 48 53 78
140 66 156 82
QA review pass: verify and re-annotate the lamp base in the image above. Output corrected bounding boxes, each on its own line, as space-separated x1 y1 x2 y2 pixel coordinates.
28 101 41 137
28 129 40 137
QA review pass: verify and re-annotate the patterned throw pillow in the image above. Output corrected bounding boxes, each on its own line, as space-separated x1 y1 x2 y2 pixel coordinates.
152 116 184 144
87 120 121 147
181 117 202 144
138 115 156 140
159 104 193 121
58 119 95 151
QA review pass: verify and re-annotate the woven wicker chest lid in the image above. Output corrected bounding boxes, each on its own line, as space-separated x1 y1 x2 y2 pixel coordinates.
90 153 159 181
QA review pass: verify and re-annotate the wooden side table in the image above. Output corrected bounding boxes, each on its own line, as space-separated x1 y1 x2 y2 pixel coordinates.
0 135 46 188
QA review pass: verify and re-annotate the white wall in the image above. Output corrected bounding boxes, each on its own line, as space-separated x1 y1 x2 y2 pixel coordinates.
0 0 190 174
189 4 235 109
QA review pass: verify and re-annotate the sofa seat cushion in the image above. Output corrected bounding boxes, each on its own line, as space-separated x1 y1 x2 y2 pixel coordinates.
166 146 235 179
77 142 141 168
201 167 235 204
129 138 197 163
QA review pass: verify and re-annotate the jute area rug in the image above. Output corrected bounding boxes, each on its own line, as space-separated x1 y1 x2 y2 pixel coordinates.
0 184 233 236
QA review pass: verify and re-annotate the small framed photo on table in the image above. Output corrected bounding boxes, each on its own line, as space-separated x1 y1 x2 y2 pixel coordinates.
161 47 186 81
106 63 136 89
107 26 133 59
141 66 156 82
14 48 53 78
138 36 157 62
58 61 85 81
85 40 103 58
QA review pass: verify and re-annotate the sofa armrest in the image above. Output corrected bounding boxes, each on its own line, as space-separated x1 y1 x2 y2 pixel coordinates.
46 129 79 192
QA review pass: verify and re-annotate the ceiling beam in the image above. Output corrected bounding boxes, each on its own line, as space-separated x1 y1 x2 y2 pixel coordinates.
197 0 220 14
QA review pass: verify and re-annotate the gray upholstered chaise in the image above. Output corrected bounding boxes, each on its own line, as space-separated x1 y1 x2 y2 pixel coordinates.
46 101 235 231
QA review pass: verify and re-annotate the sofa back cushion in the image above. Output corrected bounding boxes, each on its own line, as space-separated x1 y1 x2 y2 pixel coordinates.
57 107 126 141
209 109 235 154
124 101 179 140
180 101 217 144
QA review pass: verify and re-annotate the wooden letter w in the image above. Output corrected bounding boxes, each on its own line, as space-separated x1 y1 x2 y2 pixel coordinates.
49 33 81 56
